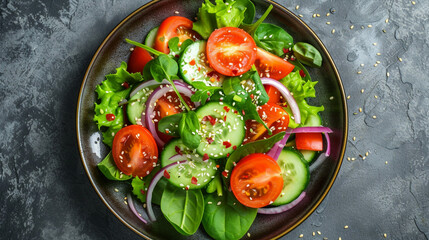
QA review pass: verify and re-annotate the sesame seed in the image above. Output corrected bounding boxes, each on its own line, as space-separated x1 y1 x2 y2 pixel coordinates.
327 13 331 16
296 5 299 10
353 112 358 115
114 188 119 192
361 63 365 67
374 63 378 67
376 60 381 64
130 47 134 52
347 157 351 161
357 71 362 74
385 18 389 23
313 232 316 236
383 29 387 33
350 25 354 29
385 161 388 164
361 89 365 93
247 233 251 237
326 21 331 25
339 238 342 240
377 53 381 56
384 233 387 238
344 225 349 229
353 137 356 141
387 72 390 77
217 201 222 205
359 107 362 112
317 231 322 235
313 14 316 18
368 24 372 28
373 42 377 46
412 1 416 5
372 115 377 119
332 29 336 34
366 151 369 156
347 95 351 99
124 201 128 205
299 234 304 238
174 10 179 14
351 157 356 161
361 25 365 29
398 57 403 62
299 14 304 17
374 95 378 99
329 96 334 100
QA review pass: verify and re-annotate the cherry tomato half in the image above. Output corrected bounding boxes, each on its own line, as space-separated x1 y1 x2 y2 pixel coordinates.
255 47 295 80
154 16 201 54
127 47 153 73
112 125 158 178
244 103 289 143
207 27 257 76
295 133 323 151
231 153 284 208
265 85 282 105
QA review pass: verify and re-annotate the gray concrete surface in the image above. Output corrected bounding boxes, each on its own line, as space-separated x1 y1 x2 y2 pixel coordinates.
0 0 428 239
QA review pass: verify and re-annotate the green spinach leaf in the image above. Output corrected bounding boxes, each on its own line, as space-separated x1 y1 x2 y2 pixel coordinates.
255 23 293 56
161 183 205 235
150 54 179 82
168 37 194 58
131 167 168 205
97 152 132 181
190 81 222 105
179 111 202 149
232 0 255 24
241 4 273 36
157 113 183 137
202 191 258 240
292 42 323 68
224 132 285 173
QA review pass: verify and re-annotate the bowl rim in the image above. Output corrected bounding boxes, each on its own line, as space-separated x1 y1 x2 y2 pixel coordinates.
76 0 348 239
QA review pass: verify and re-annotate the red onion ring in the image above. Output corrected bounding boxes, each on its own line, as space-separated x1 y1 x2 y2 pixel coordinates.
286 126 333 134
261 77 301 124
143 81 199 147
266 133 291 161
130 79 170 98
146 160 188 221
257 192 306 214
127 193 148 224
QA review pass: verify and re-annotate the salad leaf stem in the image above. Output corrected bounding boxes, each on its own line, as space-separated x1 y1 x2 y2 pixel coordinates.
169 80 191 111
240 4 273 36
126 38 164 56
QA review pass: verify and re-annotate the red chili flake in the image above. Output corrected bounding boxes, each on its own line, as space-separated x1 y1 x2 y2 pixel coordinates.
163 170 170 179
233 145 237 150
223 106 230 112
216 164 220 168
122 82 130 89
207 92 211 96
203 153 209 161
241 174 250 179
191 177 198 185
207 71 220 80
165 130 170 134
185 186 189 190
283 48 290 54
234 110 238 114
223 141 232 148
175 146 182 155
223 116 227 121
175 54 180 58
232 69 238 75
203 115 216 125
250 94 254 99
226 153 230 157
242 110 246 116
222 170 228 178
106 114 115 121
299 69 306 77
140 189 145 195
206 137 214 144
189 59 196 66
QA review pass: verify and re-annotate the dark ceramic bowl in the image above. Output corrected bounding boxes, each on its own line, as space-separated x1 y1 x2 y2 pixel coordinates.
76 0 348 239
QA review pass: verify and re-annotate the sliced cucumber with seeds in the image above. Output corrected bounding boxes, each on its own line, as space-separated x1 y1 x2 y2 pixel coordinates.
161 139 217 189
272 147 309 206
179 40 224 87
144 26 159 48
126 88 153 125
195 102 245 159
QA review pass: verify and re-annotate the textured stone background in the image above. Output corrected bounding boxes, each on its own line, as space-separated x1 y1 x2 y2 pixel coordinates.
1 0 428 239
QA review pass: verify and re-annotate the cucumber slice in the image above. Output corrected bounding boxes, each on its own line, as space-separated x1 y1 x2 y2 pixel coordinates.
161 139 217 189
300 150 317 163
126 88 153 125
144 26 159 48
273 147 309 206
195 102 245 159
179 40 224 87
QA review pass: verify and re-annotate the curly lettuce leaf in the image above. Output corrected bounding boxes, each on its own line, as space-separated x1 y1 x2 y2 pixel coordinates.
280 71 324 127
94 62 143 146
193 0 245 39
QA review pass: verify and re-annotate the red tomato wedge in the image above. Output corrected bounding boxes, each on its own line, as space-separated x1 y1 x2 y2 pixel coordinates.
255 47 295 80
206 27 257 76
244 103 289 143
112 125 158 178
295 133 324 151
230 153 284 208
154 92 194 143
154 16 201 54
127 47 153 73
265 85 282 105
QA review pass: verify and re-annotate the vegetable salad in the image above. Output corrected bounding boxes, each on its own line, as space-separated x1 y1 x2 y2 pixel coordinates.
93 0 332 239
